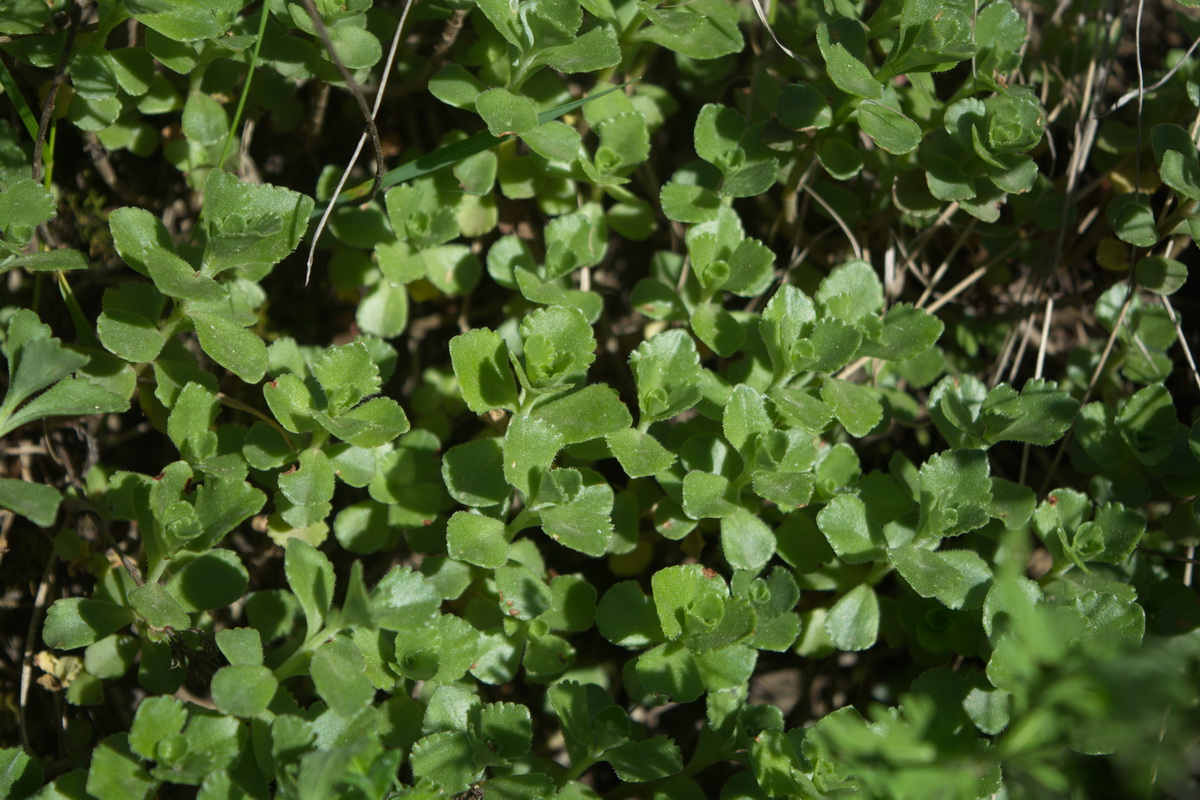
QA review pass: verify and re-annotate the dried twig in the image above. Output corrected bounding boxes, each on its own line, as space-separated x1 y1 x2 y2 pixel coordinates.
304 0 418 284
31 0 81 184
300 0 385 204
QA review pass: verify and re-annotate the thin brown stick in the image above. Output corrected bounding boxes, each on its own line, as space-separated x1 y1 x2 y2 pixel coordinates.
18 551 55 753
1038 281 1135 495
300 0 385 203
31 0 81 184
305 0 417 284
393 10 468 99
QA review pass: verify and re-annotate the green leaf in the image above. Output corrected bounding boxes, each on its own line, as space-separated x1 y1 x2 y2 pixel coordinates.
682 471 738 519
166 549 249 611
752 470 815 510
533 383 632 444
82 634 137 680
129 0 240 42
635 641 704 703
980 379 1080 446
181 91 227 145
856 303 943 361
0 178 55 228
633 0 743 59
918 450 993 538
694 104 744 169
0 748 41 800
129 696 186 760
371 565 441 632
1 309 88 411
520 305 596 389
1152 123 1200 202
750 729 815 798
889 545 992 609
723 385 772 454
720 508 775 572
817 138 863 179
311 342 379 414
817 23 882 99
989 477 1036 530
778 83 831 130
691 303 744 357
214 627 262 665
284 538 335 638
760 284 816 375
1137 256 1188 296
963 680 1011 736
317 396 410 448
536 26 621 73
660 182 721 223
924 153 976 201
311 636 374 717
1 377 128 438
410 731 479 795
2 248 89 273
505 414 564 493
1072 502 1145 564
108 207 224 300
975 0 1025 76
597 581 664 648
652 564 727 641
857 102 922 154
538 574 597 632
496 562 553 620
325 24 381 69
43 598 136 650
128 583 190 630
0 478 61 526
166 381 217 453
540 502 614 556
429 63 483 110
544 212 606 279
443 437 508 506
816 494 886 563
190 311 267 383
606 427 676 478
278 448 335 507
984 91 1044 154
630 329 702 424
86 734 158 800
884 0 976 76
479 702 533 757
97 309 165 363
605 737 683 782
820 378 883 438
477 88 539 137
210 664 276 718
816 259 884 322
825 584 878 651
422 244 482 296
451 328 520 414
447 511 510 568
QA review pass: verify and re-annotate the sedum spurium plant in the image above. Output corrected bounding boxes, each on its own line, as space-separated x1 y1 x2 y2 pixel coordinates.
3 0 1200 797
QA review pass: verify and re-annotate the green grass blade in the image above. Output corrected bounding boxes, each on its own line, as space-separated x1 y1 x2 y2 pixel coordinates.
310 80 636 219
0 58 40 142
217 6 273 171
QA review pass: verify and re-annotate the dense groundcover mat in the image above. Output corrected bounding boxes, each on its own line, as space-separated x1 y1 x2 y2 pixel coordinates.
3 0 1200 797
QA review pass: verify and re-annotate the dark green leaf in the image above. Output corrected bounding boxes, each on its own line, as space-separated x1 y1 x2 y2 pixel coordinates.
1137 256 1188 296
605 737 683 782
0 478 61 526
43 599 136 650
